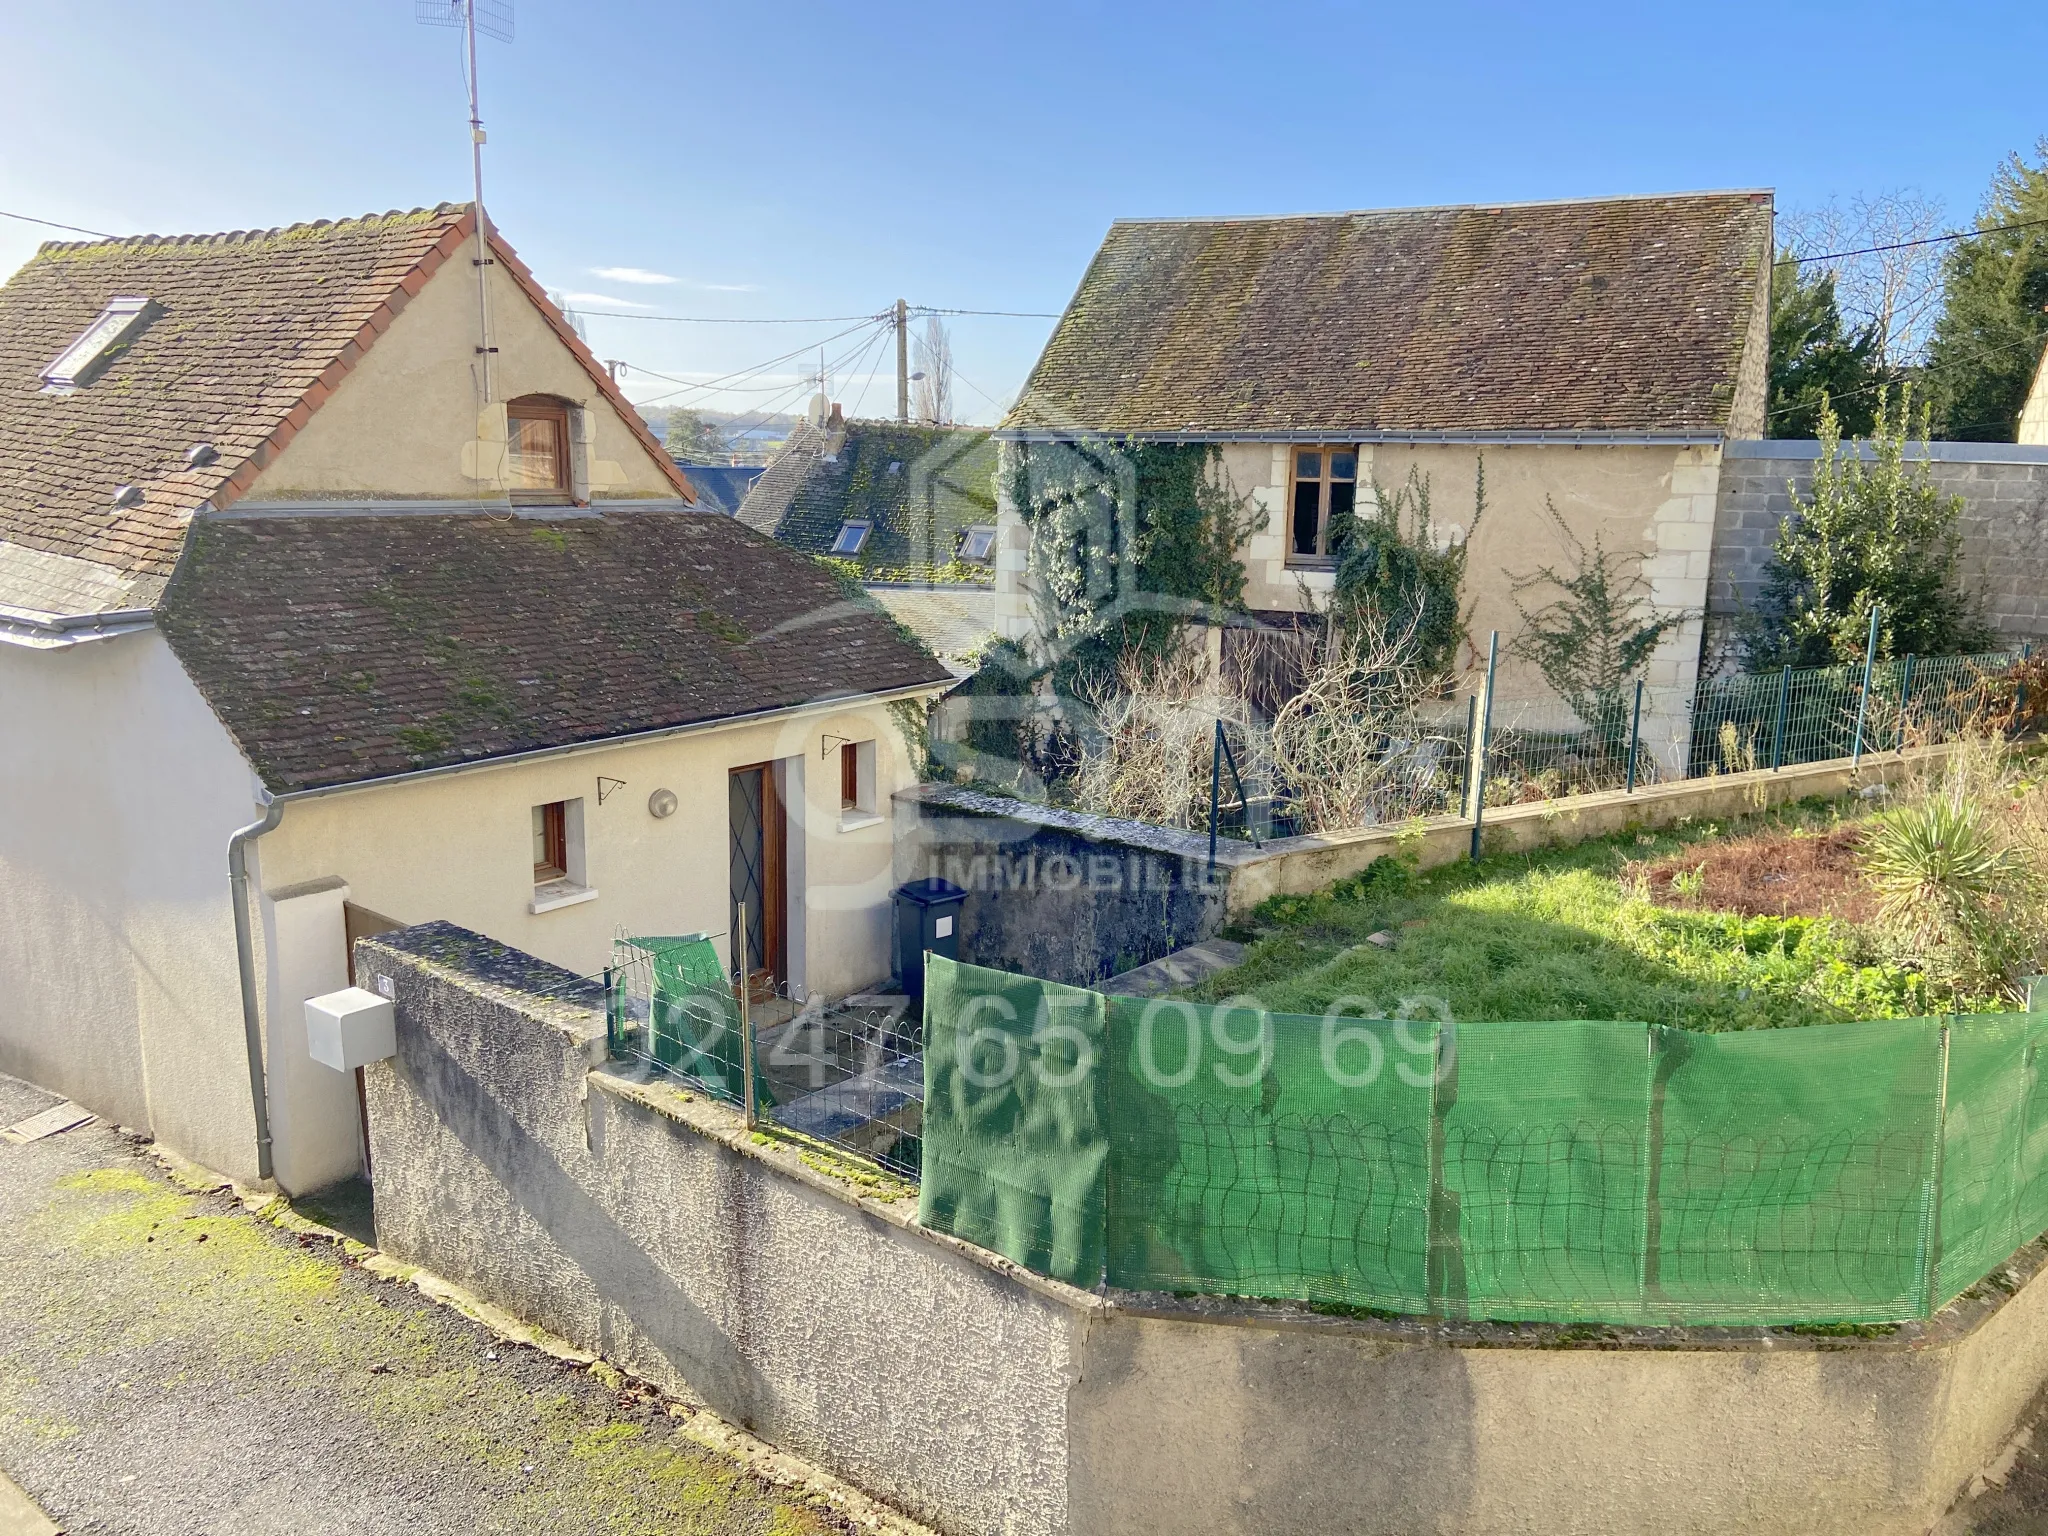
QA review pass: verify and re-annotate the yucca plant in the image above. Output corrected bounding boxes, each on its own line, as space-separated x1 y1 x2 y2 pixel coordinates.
1862 790 2017 991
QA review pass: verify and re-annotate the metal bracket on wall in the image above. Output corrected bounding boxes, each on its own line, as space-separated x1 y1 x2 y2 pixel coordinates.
597 776 626 804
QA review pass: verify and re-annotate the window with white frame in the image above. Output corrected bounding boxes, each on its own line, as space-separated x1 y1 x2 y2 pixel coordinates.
831 520 871 555
958 525 996 563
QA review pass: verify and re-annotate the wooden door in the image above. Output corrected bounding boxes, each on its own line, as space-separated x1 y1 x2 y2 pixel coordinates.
727 763 785 1000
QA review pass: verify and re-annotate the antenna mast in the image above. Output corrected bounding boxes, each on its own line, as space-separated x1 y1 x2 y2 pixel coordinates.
466 0 491 403
417 0 513 403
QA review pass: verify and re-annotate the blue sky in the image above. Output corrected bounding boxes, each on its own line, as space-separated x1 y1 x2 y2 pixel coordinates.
3 1 2043 425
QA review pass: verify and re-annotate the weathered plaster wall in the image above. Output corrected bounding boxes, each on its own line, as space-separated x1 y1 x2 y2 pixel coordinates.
244 250 678 502
1709 439 2048 645
260 698 919 999
359 923 1082 1536
1231 440 1716 768
363 916 2048 1536
893 784 1227 987
1066 1286 2048 1536
991 439 1718 767
0 628 266 1180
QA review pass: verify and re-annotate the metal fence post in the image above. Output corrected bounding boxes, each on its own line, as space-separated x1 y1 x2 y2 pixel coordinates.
2018 642 2035 730
1625 678 1644 793
603 964 617 1059
1897 654 1916 752
1851 604 1882 767
1921 1022 1952 1318
1468 631 1499 863
1770 666 1790 770
1207 718 1223 879
737 903 757 1129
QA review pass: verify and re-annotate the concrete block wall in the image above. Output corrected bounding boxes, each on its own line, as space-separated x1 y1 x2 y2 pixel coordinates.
1710 440 2048 644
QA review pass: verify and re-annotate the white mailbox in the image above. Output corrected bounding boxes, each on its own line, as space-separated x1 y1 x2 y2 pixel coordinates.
305 986 396 1072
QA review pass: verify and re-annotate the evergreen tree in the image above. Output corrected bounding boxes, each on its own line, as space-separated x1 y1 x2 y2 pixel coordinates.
1767 253 1883 439
1925 143 2048 441
1742 385 1993 670
664 408 728 461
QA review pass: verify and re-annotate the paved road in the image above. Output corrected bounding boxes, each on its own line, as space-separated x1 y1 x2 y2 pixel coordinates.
0 1072 889 1536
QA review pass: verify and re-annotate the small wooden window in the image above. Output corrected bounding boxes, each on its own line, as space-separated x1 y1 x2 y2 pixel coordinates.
1287 447 1358 563
841 742 861 809
532 800 568 883
506 396 570 496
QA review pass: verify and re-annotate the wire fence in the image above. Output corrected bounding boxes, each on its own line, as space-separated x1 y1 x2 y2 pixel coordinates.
1206 633 2035 847
605 934 923 1177
920 957 2048 1327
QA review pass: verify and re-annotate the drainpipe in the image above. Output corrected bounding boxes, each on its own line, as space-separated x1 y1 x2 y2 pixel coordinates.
228 793 285 1182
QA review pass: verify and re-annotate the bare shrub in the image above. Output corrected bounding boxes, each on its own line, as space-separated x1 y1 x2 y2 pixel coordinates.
1070 645 1267 830
1265 609 1461 830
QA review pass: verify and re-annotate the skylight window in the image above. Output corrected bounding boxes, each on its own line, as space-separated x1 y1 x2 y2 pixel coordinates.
831 520 871 555
959 526 996 563
41 295 156 393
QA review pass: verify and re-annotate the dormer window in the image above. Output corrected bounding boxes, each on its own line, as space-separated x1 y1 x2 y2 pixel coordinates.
958 525 996 563
505 395 570 499
831 520 870 555
42 295 157 393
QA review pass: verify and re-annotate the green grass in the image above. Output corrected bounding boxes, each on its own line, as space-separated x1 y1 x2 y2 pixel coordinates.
1198 799 1945 1031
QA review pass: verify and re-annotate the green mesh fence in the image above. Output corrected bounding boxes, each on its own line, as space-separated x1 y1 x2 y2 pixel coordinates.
919 957 2048 1325
917 959 1107 1286
612 934 773 1111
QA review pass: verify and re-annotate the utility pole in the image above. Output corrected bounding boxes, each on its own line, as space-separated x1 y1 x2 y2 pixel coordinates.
895 298 910 422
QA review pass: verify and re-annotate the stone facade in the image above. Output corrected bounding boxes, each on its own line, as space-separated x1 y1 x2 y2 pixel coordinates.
1710 440 2048 647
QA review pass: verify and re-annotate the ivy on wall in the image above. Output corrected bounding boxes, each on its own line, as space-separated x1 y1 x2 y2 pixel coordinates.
1006 439 1258 693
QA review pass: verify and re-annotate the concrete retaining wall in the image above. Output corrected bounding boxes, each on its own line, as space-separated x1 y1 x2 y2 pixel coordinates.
1711 439 2048 641
360 914 2048 1536
357 922 1081 1536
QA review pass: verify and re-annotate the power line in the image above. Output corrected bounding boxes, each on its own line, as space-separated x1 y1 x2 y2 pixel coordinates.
627 318 883 410
0 208 118 240
569 302 1060 325
1765 322 2048 419
1785 214 2048 266
578 308 886 325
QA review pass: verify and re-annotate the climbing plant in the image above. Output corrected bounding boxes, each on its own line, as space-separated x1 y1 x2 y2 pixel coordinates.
1007 439 1258 696
1510 500 1689 758
1327 460 1484 679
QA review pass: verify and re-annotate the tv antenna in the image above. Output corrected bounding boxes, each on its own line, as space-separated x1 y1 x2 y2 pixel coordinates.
416 0 513 402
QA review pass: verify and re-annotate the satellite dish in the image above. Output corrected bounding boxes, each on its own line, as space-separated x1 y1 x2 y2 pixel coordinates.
806 392 831 428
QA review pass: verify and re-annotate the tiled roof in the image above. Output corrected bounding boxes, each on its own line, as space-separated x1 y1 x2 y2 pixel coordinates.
865 585 997 678
668 462 765 516
1006 192 1774 439
157 507 953 793
0 204 691 615
738 420 997 580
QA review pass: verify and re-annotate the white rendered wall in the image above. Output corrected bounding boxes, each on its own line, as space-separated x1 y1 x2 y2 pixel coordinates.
257 698 920 1001
259 877 364 1193
0 628 267 1179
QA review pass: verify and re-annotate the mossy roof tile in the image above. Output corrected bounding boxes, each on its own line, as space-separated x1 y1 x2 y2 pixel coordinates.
157 508 952 792
1006 192 1774 438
